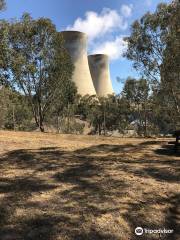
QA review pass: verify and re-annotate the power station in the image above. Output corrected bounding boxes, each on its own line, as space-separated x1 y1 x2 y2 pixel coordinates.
61 31 114 97
88 54 113 97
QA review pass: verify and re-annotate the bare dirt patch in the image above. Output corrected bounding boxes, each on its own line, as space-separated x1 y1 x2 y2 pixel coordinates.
0 131 179 240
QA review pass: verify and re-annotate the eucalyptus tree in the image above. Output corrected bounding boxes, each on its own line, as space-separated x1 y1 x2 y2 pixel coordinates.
8 13 75 132
125 0 180 129
122 78 150 136
0 15 9 86
160 0 180 120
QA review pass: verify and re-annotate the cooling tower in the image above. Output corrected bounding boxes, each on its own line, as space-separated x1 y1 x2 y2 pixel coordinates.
88 54 114 97
60 31 96 96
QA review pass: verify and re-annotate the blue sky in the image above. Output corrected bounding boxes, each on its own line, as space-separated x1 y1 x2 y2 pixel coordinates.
1 0 171 93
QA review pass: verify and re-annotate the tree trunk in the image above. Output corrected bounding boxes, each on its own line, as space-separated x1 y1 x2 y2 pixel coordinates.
57 115 60 133
144 103 147 137
103 109 106 136
39 124 45 132
39 116 44 132
38 101 45 132
98 123 101 135
39 111 45 132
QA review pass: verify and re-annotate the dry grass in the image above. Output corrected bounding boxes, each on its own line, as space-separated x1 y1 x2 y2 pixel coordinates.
0 130 179 240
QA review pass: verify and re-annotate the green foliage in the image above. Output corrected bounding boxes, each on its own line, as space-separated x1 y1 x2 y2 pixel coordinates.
76 95 98 120
0 86 10 128
160 0 180 124
75 95 130 135
122 77 149 104
49 79 77 120
125 1 179 83
124 3 169 83
125 0 180 130
58 118 85 134
7 13 76 132
0 20 10 86
122 78 150 136
0 87 33 130
47 102 85 134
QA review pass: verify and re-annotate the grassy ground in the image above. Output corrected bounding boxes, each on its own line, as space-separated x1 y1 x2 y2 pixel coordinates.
0 131 179 240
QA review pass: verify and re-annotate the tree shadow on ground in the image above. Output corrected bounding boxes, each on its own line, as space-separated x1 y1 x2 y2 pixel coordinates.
163 193 180 240
154 144 180 157
0 141 179 240
139 140 164 145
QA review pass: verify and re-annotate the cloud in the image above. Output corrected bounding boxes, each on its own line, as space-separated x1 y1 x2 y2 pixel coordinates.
120 4 133 17
66 8 127 41
65 6 133 61
92 36 127 60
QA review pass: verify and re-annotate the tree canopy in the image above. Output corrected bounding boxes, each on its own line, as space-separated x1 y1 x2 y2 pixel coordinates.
7 13 76 131
124 0 180 129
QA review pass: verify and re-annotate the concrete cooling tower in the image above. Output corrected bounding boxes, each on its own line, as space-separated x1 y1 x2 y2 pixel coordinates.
88 54 114 97
60 31 96 96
